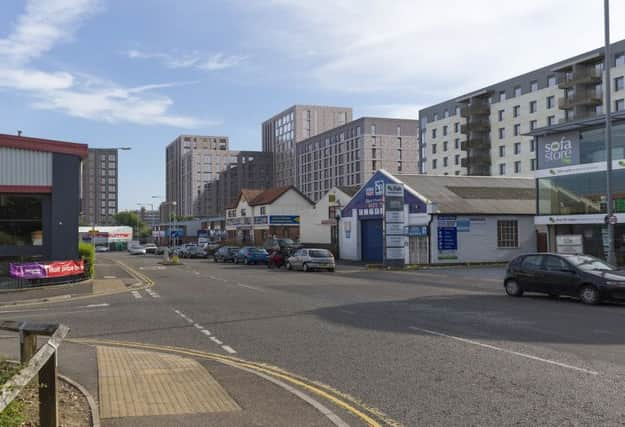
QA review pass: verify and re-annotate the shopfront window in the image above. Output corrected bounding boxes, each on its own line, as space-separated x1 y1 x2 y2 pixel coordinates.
579 123 625 164
538 169 625 215
0 195 43 246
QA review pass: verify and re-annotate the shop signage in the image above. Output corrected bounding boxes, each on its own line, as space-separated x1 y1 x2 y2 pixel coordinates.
556 235 583 254
386 223 404 234
535 214 612 225
386 235 404 247
406 225 428 236
469 217 486 224
10 260 85 280
456 218 470 232
616 199 625 213
437 227 457 251
384 182 405 266
537 132 580 169
254 216 269 225
269 215 300 225
386 211 404 222
386 247 405 260
385 183 404 197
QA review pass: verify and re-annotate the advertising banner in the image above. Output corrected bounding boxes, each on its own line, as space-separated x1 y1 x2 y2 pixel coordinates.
269 215 300 225
10 260 85 280
537 131 580 170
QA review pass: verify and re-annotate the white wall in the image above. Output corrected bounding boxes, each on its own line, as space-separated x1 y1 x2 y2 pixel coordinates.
301 189 352 244
430 215 536 264
338 212 359 260
266 189 312 215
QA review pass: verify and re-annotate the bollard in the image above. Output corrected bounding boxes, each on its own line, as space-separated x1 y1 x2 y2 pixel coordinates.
39 351 58 427
19 330 37 364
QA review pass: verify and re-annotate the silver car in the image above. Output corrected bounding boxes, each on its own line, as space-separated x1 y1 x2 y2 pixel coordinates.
287 248 335 272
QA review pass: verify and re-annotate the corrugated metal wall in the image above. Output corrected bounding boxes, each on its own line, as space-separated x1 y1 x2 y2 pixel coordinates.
0 147 52 185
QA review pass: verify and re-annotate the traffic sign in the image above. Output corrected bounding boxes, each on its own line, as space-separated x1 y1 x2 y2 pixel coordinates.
605 214 618 225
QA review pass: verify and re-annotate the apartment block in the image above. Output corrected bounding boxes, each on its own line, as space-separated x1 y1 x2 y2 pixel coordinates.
165 135 232 217
200 151 273 217
81 148 118 225
296 117 419 202
262 105 353 187
419 39 625 177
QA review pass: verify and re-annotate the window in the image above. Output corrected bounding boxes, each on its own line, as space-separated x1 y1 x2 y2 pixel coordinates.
455 154 460 165
498 128 505 139
260 206 266 215
499 146 505 157
531 158 537 171
498 110 504 121
497 220 519 248
432 159 437 169
513 105 520 117
444 109 449 118
454 122 459 133
0 195 43 246
521 255 543 270
529 100 537 113
530 80 538 92
616 99 625 112
371 124 376 135
514 160 521 173
546 96 555 109
514 86 522 97
544 255 568 271
443 157 448 167
443 141 448 151
433 113 439 121
548 75 556 87
372 148 376 158
530 120 537 130
544 115 555 126
514 142 521 155
443 125 448 136
454 138 459 149
499 91 506 102
499 163 506 175
616 53 625 66
396 125 401 136
513 124 520 136
432 128 437 139
432 144 437 154
455 170 460 175
616 77 625 91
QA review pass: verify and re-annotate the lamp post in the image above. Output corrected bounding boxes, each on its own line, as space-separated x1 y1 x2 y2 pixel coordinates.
604 0 616 265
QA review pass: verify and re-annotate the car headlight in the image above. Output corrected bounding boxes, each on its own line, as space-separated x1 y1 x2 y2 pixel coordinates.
605 281 625 286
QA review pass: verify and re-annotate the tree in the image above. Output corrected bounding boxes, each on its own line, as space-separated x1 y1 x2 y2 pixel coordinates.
114 211 152 239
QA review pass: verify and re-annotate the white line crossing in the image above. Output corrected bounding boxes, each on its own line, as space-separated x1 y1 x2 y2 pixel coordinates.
145 288 160 298
201 329 211 336
131 291 142 300
171 308 236 354
210 336 223 345
222 345 237 354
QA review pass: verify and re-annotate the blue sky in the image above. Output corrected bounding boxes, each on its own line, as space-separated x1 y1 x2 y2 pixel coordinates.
1 0 625 210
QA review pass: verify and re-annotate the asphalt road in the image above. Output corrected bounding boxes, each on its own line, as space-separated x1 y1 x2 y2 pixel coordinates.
8 253 625 426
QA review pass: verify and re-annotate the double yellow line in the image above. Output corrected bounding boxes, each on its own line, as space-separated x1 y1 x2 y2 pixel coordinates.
68 337 401 427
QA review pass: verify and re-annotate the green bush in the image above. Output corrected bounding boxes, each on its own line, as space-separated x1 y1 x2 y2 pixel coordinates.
78 241 95 279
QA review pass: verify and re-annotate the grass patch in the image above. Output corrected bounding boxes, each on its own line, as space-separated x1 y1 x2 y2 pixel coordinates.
0 359 24 427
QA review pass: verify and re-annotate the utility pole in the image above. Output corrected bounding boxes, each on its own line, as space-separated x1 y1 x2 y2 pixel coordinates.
604 0 616 265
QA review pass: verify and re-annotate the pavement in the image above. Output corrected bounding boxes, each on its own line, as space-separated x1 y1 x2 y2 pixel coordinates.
5 252 625 425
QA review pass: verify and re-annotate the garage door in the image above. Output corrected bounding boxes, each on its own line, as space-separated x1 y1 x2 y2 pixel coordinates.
361 219 383 263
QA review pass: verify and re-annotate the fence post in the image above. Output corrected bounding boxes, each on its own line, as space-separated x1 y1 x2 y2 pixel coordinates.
39 350 57 427
19 331 37 364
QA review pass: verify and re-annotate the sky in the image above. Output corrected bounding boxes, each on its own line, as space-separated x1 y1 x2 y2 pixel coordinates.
1 0 625 210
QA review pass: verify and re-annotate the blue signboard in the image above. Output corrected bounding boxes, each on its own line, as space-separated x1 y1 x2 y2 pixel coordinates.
456 218 470 232
437 227 457 251
269 215 300 225
170 229 184 238
406 225 428 236
254 216 268 225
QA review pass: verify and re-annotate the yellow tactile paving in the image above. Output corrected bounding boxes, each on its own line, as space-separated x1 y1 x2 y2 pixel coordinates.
92 279 127 293
97 345 241 418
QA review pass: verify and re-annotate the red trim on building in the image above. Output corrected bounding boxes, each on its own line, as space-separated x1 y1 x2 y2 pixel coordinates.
0 185 53 193
0 133 88 158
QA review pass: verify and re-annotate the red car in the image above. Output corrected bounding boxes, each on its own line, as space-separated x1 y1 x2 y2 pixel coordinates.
267 251 286 269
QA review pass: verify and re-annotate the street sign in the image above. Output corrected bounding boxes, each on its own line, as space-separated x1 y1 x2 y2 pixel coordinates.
605 214 618 225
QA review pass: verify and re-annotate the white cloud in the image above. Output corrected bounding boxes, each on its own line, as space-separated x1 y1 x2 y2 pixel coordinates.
244 0 625 100
0 0 207 128
125 49 246 71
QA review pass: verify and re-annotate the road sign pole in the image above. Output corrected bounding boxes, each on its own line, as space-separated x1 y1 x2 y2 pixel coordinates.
604 0 616 265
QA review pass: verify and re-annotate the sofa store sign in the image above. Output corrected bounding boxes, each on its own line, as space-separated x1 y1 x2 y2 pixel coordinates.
537 132 580 169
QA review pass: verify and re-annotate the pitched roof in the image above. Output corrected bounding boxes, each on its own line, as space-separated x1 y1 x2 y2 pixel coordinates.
0 133 88 158
337 186 360 197
227 189 264 209
394 174 536 215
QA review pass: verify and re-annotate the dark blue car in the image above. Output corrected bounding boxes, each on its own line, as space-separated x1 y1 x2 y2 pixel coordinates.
234 247 269 265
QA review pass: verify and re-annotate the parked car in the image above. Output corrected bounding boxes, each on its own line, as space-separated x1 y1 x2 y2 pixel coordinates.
177 244 198 257
287 248 335 272
268 250 286 269
214 246 240 263
95 245 109 253
182 246 208 259
128 245 147 255
144 243 158 254
504 253 625 304
234 247 269 265
263 238 301 256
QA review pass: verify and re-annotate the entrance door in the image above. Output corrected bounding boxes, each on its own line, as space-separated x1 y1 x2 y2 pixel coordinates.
409 236 428 264
361 220 383 263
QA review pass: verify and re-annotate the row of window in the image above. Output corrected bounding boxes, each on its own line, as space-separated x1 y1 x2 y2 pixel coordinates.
431 139 462 154
498 140 536 157
431 155 462 169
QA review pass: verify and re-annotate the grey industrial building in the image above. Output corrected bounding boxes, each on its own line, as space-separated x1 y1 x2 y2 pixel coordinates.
296 117 419 202
80 148 118 226
419 39 625 177
262 105 353 188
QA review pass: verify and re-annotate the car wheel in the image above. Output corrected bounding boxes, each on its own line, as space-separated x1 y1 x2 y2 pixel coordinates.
504 279 523 297
244 258 249 265
214 257 218 263
548 293 558 298
286 262 292 270
579 285 600 305
329 268 335 273
303 263 310 272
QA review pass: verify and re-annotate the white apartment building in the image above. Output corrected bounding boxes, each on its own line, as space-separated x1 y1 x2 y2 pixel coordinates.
419 39 625 177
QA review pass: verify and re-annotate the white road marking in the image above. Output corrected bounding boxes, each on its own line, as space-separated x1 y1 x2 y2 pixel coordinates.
208 275 217 280
210 337 223 345
131 291 142 299
201 329 211 336
222 345 237 354
237 283 263 292
103 275 117 279
193 323 203 329
145 289 160 298
409 326 599 375
84 303 110 308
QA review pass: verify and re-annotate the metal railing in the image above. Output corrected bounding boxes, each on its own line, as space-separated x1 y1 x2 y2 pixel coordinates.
558 90 603 109
0 321 70 427
557 69 602 88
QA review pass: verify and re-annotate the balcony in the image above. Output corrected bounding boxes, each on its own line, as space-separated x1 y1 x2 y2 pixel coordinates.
459 102 490 118
460 119 490 134
558 90 603 110
461 137 490 151
557 69 602 89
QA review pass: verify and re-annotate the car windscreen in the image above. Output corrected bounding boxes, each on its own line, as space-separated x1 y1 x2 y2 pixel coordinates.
309 249 332 258
563 255 616 271
250 248 267 254
278 239 295 245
